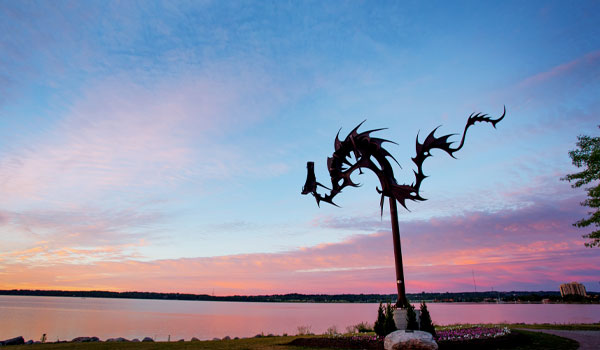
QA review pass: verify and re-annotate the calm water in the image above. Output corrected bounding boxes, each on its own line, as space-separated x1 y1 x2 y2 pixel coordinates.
1 296 599 341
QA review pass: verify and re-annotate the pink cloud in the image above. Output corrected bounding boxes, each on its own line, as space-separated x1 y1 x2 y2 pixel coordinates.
2 194 598 293
487 49 600 134
0 65 293 206
0 206 158 268
518 50 600 88
0 69 294 269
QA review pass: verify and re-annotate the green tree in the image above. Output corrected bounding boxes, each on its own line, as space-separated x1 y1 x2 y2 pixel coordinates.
406 303 419 330
419 301 436 337
384 303 397 335
373 302 386 336
374 302 398 336
562 126 600 247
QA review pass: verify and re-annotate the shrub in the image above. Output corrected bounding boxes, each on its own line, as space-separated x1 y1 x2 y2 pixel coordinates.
419 301 436 336
374 302 397 336
356 321 373 333
384 303 397 335
297 325 312 335
373 302 386 336
325 325 339 336
347 321 373 334
406 303 419 330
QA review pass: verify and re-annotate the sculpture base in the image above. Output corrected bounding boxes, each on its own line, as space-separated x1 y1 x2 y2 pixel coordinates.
393 308 408 330
393 308 420 330
384 330 438 350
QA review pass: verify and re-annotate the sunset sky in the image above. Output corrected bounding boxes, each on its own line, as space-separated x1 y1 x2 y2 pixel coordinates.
1 1 599 295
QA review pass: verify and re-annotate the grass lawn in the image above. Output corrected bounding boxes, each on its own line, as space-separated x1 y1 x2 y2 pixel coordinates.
438 330 577 350
437 322 600 331
7 336 335 350
12 329 581 350
507 330 578 350
507 322 600 331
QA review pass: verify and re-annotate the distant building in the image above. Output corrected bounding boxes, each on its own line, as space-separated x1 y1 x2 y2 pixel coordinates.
560 282 587 297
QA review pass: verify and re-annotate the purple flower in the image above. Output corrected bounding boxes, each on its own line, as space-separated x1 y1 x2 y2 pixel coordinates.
435 326 510 341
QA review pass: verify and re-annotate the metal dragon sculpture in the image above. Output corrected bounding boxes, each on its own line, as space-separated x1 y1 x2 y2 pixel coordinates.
302 107 505 309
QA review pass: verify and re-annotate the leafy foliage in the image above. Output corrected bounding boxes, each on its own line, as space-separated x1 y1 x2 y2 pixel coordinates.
562 126 600 247
384 303 397 335
373 302 386 336
419 301 436 336
406 303 419 330
346 321 373 333
374 302 397 336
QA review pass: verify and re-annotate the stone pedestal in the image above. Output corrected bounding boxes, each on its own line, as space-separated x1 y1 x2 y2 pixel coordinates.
393 308 420 330
384 330 438 350
393 308 408 330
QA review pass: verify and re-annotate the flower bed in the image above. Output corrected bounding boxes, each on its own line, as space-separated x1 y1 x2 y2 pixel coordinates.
436 325 510 341
288 334 383 349
289 326 513 350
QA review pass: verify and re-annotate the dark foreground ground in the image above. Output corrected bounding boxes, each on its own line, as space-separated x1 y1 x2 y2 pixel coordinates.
2 329 582 350
517 329 600 350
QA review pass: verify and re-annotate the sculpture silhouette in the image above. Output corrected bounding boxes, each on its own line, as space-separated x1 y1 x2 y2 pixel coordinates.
302 107 505 308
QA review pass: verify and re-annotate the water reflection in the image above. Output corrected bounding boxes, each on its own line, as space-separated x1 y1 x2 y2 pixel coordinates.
1 296 598 341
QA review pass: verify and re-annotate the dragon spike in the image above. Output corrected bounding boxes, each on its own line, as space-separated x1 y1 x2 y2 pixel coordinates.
397 198 410 211
343 175 361 188
422 126 442 146
491 106 506 128
334 128 343 151
375 187 388 216
379 148 401 168
316 182 331 191
415 130 423 154
418 128 457 158
346 120 367 140
359 128 388 139
350 134 360 160
324 198 340 207
315 194 340 208
412 169 429 180
370 137 399 149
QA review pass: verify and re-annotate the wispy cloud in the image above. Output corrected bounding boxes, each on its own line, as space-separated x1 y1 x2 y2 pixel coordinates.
0 64 293 263
2 190 597 293
0 70 288 203
495 49 600 117
1 207 159 245
518 50 600 88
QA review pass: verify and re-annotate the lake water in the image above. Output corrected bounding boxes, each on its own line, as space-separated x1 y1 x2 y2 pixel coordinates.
1 296 599 341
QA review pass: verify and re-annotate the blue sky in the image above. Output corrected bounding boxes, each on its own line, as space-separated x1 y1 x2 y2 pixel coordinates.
1 1 599 293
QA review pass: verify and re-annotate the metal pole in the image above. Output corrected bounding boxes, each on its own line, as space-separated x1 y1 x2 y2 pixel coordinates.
389 197 407 308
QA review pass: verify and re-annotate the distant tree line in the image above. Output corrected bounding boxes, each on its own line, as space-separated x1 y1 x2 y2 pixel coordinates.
0 289 597 303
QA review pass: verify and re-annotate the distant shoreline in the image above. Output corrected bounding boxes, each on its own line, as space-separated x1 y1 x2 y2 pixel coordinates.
1 289 598 304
